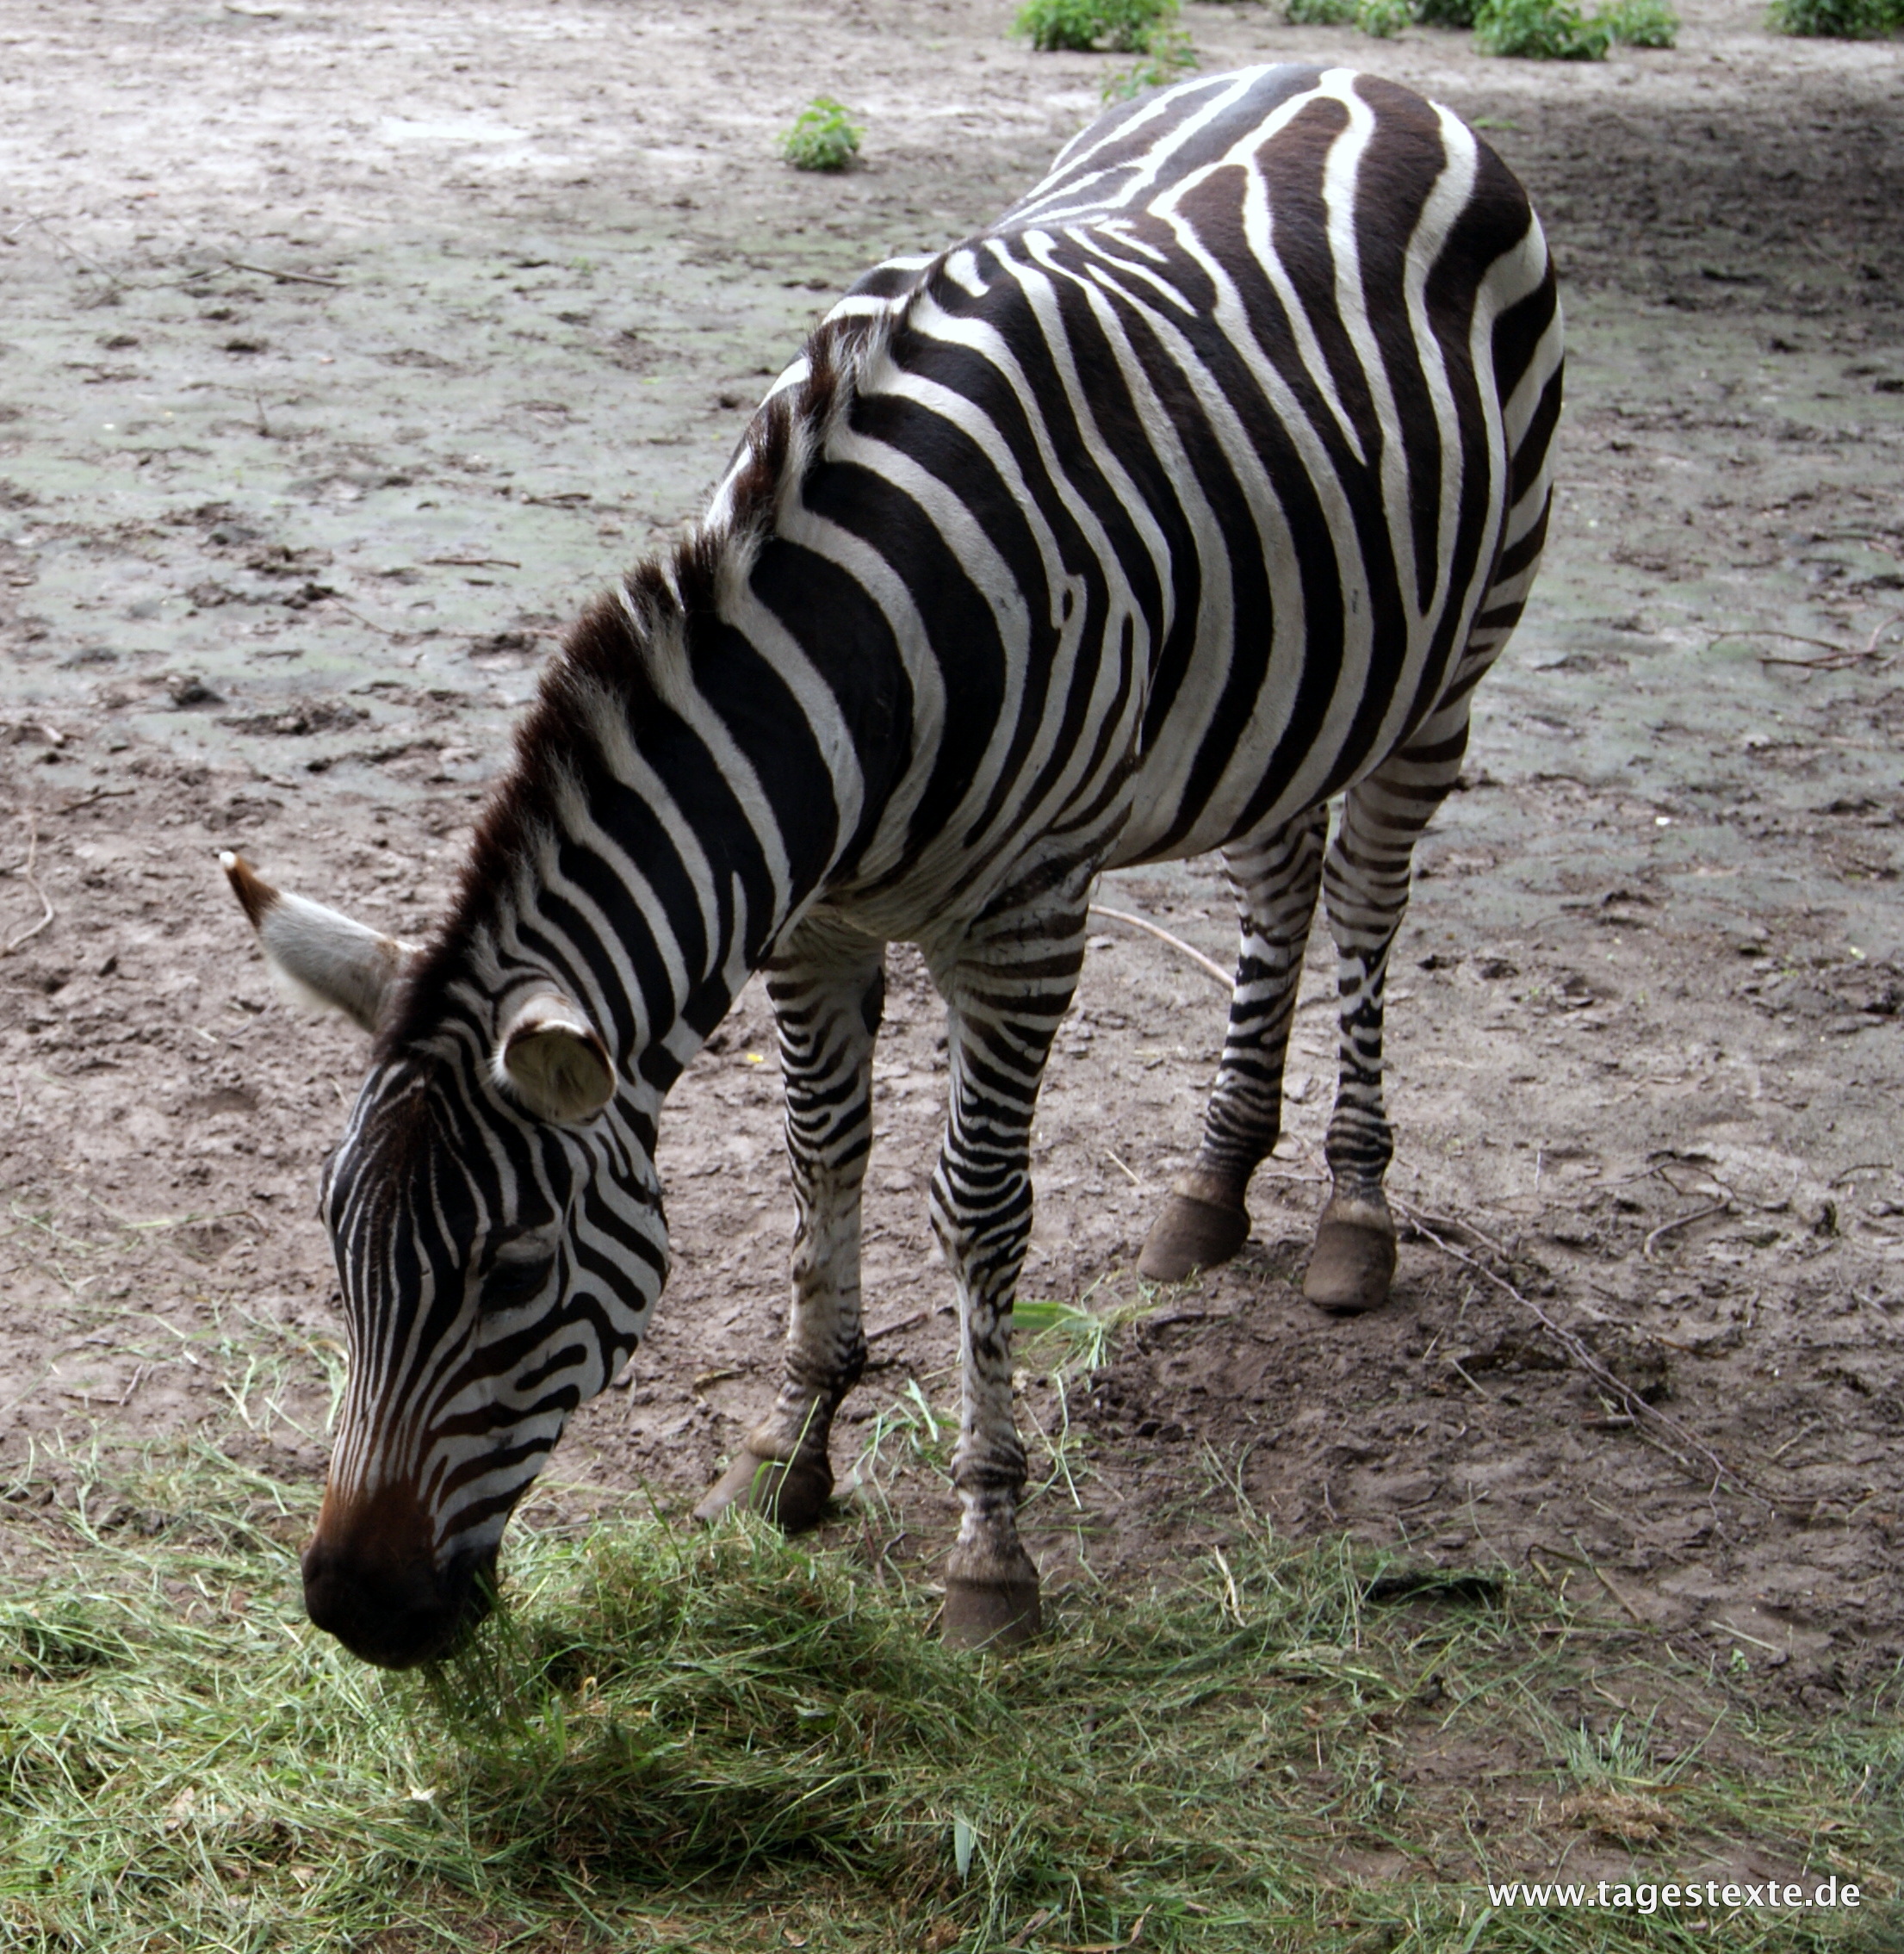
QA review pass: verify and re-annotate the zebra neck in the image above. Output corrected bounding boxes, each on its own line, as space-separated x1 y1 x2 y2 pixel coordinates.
518 585 871 1101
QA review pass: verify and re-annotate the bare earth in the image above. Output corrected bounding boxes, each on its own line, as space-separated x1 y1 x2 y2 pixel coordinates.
2 0 1901 1810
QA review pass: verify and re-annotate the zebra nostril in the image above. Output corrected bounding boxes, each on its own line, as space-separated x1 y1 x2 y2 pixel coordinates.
301 1533 494 1671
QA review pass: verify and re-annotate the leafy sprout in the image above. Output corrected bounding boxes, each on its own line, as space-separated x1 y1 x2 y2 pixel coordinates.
1769 0 1902 30
779 96 862 173
1473 0 1612 56
1101 22 1199 100
1012 0 1181 52
1600 0 1680 40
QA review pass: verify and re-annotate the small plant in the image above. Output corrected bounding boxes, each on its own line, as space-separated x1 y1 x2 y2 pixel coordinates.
1770 0 1901 29
1102 22 1200 98
1600 0 1678 40
1283 0 1358 20
1412 0 1476 22
778 97 862 173
1357 0 1414 33
1013 0 1179 51
1473 0 1610 54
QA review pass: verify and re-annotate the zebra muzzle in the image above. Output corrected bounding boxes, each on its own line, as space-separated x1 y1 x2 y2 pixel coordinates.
301 1484 497 1669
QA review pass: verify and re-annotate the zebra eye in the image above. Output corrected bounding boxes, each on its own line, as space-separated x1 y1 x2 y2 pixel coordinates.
481 1250 556 1308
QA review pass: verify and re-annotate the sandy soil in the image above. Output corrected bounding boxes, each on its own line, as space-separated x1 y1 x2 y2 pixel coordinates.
2 0 1901 1765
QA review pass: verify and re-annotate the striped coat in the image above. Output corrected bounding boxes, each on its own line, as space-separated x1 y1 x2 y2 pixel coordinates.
226 64 1560 1665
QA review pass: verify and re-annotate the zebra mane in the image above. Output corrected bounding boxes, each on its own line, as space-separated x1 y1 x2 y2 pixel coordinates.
376 305 901 1061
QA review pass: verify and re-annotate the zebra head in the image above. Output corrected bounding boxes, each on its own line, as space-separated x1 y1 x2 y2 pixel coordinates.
221 853 665 1668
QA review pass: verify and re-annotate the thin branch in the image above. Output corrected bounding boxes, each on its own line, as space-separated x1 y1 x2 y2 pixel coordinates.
1717 619 1901 673
222 257 345 288
331 604 406 640
1642 1198 1729 1261
1713 627 1847 654
1103 1148 1143 1188
1392 1196 1765 1506
0 812 55 954
1087 903 1231 989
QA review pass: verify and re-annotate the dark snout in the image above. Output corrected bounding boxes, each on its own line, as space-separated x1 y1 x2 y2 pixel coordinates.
301 1484 496 1669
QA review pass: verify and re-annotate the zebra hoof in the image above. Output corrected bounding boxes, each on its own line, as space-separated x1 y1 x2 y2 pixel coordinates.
1136 1181 1250 1282
692 1448 833 1533
942 1562 1042 1650
1302 1203 1397 1314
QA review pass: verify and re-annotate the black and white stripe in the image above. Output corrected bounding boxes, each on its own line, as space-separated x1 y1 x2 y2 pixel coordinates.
254 63 1562 1663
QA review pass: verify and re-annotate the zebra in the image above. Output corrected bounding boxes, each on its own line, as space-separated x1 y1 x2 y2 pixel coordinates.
223 63 1561 1667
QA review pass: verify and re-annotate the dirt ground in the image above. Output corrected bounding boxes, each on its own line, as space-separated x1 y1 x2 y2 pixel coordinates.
2 0 1901 1759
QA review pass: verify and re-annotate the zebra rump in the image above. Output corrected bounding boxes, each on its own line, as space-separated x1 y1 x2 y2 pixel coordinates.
224 64 1561 1667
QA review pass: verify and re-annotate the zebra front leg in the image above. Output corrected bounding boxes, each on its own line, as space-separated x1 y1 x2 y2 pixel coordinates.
1138 806 1326 1281
1306 729 1467 1312
693 921 884 1532
930 903 1084 1648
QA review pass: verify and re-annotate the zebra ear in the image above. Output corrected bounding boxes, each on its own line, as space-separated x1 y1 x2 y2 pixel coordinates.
496 993 616 1124
220 852 415 1034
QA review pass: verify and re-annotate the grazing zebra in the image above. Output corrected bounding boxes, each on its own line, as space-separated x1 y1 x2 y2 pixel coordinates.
224 63 1561 1666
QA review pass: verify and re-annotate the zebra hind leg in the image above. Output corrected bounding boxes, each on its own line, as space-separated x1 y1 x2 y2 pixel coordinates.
692 920 884 1532
929 898 1086 1648
1138 806 1326 1282
1306 725 1470 1312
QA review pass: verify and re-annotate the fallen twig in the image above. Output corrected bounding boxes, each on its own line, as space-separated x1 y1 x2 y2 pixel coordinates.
1724 614 1903 673
1087 903 1231 989
332 604 405 640
1399 1200 1515 1266
0 812 55 954
223 257 345 288
425 555 523 570
1447 1355 1494 1399
53 785 136 815
1393 1197 1762 1505
1104 1148 1143 1188
3 213 110 276
1587 1556 1647 1627
1718 627 1853 657
1642 1199 1728 1261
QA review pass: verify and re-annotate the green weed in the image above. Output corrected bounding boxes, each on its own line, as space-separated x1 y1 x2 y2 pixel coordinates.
1282 0 1360 22
779 97 862 173
1600 0 1679 40
1473 0 1612 56
1012 1275 1158 1375
1357 0 1416 35
1012 0 1179 52
1770 0 1901 30
1101 22 1200 100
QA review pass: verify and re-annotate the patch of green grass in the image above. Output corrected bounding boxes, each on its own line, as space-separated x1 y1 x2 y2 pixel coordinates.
1282 0 1361 22
1473 0 1612 55
1101 22 1200 100
1599 0 1679 41
1769 0 1901 29
1413 0 1479 24
779 97 862 173
1012 1275 1163 1376
1357 0 1416 35
1012 0 1179 52
3 1436 1901 1951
